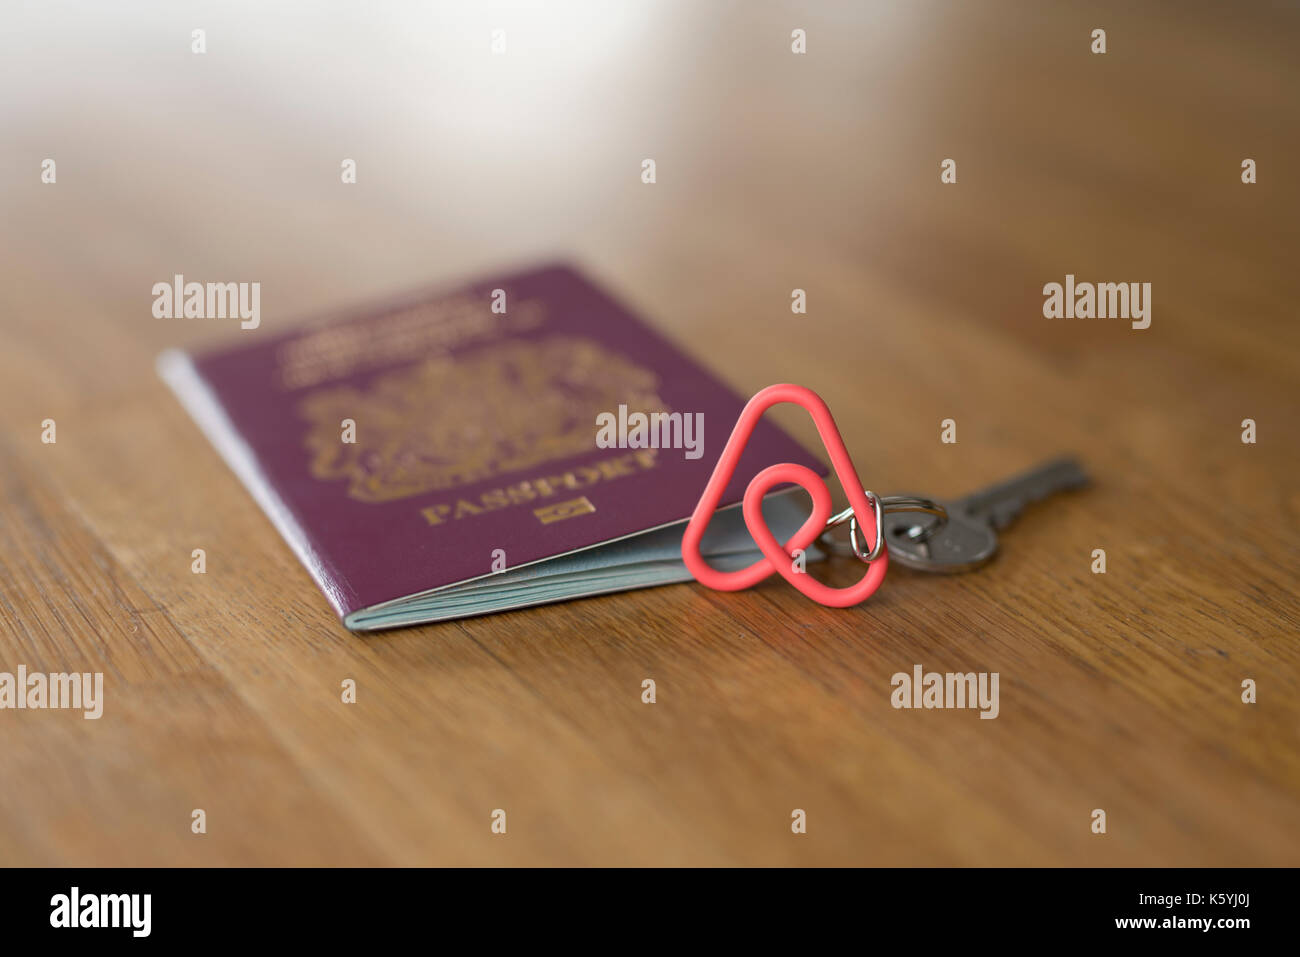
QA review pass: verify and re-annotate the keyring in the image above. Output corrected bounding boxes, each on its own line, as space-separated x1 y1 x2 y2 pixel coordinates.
681 383 903 608
822 495 949 562
684 384 1089 596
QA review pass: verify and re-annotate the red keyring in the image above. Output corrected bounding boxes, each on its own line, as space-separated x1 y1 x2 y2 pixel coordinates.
681 383 889 607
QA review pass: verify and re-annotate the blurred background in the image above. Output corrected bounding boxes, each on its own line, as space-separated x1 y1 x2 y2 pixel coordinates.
1 1 1297 865
3 1 1298 444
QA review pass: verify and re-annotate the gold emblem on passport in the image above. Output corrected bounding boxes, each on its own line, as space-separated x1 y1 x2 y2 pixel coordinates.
534 496 597 524
299 336 666 503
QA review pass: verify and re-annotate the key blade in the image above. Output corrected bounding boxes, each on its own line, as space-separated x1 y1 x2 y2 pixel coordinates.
880 458 1088 573
958 457 1089 530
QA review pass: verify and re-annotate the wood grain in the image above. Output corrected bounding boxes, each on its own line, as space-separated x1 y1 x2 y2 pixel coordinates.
0 0 1297 866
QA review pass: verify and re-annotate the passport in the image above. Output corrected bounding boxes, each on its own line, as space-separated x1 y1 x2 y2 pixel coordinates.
159 264 827 630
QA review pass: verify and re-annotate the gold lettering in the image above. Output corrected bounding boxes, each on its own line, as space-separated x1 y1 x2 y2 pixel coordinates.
532 476 561 497
421 504 452 526
418 452 660 527
535 496 596 525
597 455 637 479
480 488 511 510
506 483 537 505
534 472 589 497
453 499 483 519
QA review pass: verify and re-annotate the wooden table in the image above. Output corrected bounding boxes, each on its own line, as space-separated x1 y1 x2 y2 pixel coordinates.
2 1 1297 866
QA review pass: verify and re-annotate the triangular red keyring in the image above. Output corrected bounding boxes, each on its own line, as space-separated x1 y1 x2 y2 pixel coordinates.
681 383 888 606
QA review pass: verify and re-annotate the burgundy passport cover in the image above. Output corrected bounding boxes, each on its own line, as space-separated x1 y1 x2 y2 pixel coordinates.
159 264 826 625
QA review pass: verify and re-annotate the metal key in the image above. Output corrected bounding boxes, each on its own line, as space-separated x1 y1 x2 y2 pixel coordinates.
877 457 1089 573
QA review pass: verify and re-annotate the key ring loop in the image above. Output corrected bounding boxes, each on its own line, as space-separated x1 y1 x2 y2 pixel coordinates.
822 495 948 563
850 493 886 562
